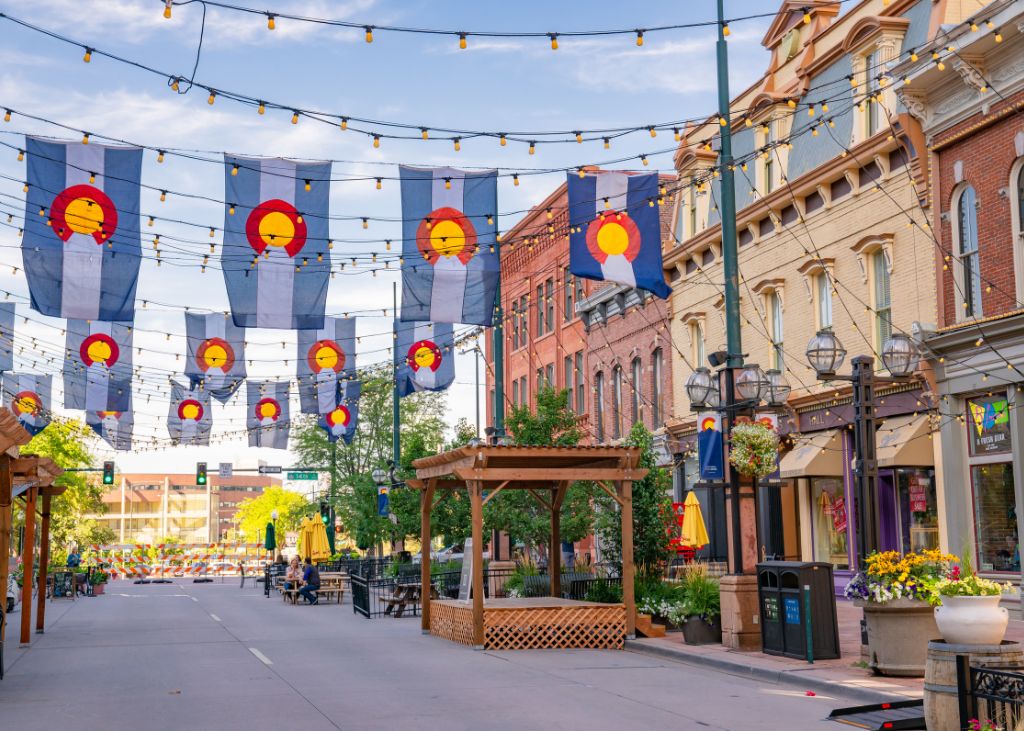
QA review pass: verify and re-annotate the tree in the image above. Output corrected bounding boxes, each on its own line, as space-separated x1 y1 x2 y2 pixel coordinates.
17 419 113 554
594 421 674 579
234 486 311 541
483 387 597 558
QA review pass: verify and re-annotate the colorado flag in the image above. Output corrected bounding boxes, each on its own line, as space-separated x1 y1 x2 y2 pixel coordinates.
63 320 132 411
247 380 289 449
400 166 499 325
2 373 51 436
22 137 142 321
223 155 331 329
167 381 211 446
87 402 133 451
394 320 455 397
319 379 360 445
0 303 14 372
297 317 355 415
567 171 670 299
184 313 246 403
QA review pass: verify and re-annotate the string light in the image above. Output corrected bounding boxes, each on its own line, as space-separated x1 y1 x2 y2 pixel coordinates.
231 164 239 176
636 30 644 46
499 134 507 147
372 134 381 148
364 26 373 43
453 138 461 152
459 33 467 50
304 179 311 192
257 101 265 115
549 33 559 50
375 178 382 190
3 110 9 123
528 141 536 155
421 128 428 140
207 91 216 105
512 174 519 186
163 1 171 19
340 117 349 130
83 47 92 63
81 132 90 144
291 111 299 124
267 14 275 30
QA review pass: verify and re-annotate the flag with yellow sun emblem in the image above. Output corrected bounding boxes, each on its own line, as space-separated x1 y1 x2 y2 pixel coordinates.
297 317 355 415
184 313 246 403
567 171 670 299
394 320 454 397
63 319 132 411
222 155 331 329
167 381 212 446
1 373 51 436
319 379 360 445
87 400 133 451
22 137 142 322
247 380 290 449
399 166 499 325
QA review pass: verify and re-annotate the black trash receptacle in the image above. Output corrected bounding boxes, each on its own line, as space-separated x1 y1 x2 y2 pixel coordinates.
756 561 840 661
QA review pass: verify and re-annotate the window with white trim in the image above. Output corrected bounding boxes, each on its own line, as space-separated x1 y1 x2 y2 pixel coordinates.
769 291 784 370
815 271 833 331
956 184 982 319
873 250 892 354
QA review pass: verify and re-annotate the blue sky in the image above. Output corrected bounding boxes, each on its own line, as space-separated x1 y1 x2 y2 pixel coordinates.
0 0 777 474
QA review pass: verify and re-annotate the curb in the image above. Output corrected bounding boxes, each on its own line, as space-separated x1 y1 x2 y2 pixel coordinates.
625 639 923 706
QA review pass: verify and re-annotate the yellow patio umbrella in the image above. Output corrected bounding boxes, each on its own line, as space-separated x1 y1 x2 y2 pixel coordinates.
309 517 331 561
297 517 314 560
680 491 710 549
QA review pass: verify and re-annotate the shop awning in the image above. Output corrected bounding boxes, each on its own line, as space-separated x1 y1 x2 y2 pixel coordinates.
779 429 843 479
877 413 934 468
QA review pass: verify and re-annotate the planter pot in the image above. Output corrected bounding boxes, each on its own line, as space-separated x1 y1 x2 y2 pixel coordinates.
92 583 106 596
934 595 1008 646
682 615 722 645
856 598 938 677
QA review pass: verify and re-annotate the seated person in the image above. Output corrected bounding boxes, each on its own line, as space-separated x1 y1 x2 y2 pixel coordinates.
284 557 302 591
297 559 320 605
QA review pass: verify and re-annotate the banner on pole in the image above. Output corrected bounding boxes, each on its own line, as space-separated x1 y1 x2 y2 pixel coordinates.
63 319 132 411
297 317 355 414
697 411 724 481
167 381 212 446
394 320 455 397
184 313 246 403
247 380 290 450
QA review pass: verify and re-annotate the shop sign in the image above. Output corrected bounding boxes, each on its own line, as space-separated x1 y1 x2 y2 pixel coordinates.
832 496 848 533
968 395 1011 456
908 474 928 513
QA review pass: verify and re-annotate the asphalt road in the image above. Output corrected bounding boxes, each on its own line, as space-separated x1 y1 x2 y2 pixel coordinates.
0 580 855 730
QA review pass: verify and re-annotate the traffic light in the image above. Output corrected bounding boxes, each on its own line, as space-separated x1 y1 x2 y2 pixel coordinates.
102 461 115 485
319 501 329 524
196 462 207 485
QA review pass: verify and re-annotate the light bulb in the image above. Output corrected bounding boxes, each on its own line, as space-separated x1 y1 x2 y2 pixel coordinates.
421 128 428 140
373 135 381 148
3 110 10 123
636 31 644 46
362 218 368 229
340 117 348 130
228 205 235 215
163 3 171 19
803 10 811 24
82 133 90 144
550 34 558 50
291 111 299 124
304 180 311 192
641 156 649 166
604 138 610 149
575 131 582 143
231 165 239 176
454 138 461 152
365 26 373 43
171 78 180 92
160 190 166 202
513 174 519 186
16 150 23 161
267 14 275 30
649 127 657 138
499 134 507 147
258 101 265 115
83 48 92 63
528 141 536 155
459 33 467 50
207 91 216 105
376 178 382 190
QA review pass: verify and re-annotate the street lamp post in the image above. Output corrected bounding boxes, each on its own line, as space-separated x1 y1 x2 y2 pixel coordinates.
805 332 918 569
270 509 278 560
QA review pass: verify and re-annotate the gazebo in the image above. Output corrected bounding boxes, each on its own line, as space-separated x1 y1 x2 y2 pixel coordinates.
408 445 646 651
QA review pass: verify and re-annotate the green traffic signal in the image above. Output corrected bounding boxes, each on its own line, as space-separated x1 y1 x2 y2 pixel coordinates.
196 462 208 485
102 461 115 485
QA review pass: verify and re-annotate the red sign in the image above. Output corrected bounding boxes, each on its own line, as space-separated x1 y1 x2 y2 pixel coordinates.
832 497 848 533
909 482 928 513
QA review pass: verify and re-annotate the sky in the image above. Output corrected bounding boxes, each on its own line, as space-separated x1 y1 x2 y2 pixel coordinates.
0 0 778 474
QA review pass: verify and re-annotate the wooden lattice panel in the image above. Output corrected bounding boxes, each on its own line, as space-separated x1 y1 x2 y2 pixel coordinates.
429 600 475 646
484 604 626 651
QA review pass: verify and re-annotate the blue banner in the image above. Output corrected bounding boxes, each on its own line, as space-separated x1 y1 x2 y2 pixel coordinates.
2 373 52 436
247 380 290 449
297 317 356 414
87 399 133 451
167 381 212 446
63 319 132 411
394 320 455 397
697 411 724 481
319 379 360 445
184 313 246 403
0 303 14 372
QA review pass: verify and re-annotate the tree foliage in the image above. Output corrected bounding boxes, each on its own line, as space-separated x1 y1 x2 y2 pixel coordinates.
595 421 674 579
234 485 312 542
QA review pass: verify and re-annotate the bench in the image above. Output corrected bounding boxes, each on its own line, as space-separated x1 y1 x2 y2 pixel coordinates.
378 584 439 617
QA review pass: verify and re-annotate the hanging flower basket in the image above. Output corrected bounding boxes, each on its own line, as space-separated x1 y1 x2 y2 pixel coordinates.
728 422 779 478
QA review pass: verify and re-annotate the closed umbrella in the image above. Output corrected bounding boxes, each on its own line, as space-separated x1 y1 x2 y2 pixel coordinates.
680 491 710 549
264 522 276 553
310 518 331 562
297 517 313 560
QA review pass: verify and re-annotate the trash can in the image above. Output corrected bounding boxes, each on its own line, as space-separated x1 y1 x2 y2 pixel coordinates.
756 561 840 661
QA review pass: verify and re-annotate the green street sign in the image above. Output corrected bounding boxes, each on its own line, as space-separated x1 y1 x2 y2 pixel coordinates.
287 471 319 480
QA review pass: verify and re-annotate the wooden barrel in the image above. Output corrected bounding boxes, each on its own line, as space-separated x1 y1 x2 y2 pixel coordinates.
924 640 1024 731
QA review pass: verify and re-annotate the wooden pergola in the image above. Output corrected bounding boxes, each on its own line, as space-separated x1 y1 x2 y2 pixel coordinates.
408 445 647 649
0 410 65 652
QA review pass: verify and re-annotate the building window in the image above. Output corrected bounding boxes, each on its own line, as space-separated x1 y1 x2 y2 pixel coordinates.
689 186 698 237
674 191 686 244
520 377 528 408
864 49 881 137
631 357 642 428
517 296 528 347
811 477 848 570
651 348 663 428
612 365 623 440
761 121 776 194
575 276 584 306
536 367 544 392
956 184 982 319
545 279 554 332
545 363 554 389
972 463 1017 573
564 356 574 411
815 271 833 330
574 352 584 416
689 320 705 368
512 379 519 407
872 251 891 354
564 267 574 321
512 300 520 349
769 291 784 370
595 371 605 442
536 285 545 337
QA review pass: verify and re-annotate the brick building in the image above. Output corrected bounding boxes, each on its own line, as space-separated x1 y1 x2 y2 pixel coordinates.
895 0 1024 584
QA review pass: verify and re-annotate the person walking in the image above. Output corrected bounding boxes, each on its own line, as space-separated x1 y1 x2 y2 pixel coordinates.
297 558 320 605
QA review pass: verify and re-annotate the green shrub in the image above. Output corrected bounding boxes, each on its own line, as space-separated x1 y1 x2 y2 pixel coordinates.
584 580 623 603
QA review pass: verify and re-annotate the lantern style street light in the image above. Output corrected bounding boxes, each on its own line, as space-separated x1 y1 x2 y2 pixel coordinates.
735 364 769 403
764 369 791 407
881 333 917 378
806 330 847 378
371 467 388 486
685 367 715 408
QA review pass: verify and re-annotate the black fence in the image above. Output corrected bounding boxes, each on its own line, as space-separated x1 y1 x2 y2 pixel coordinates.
957 654 1024 730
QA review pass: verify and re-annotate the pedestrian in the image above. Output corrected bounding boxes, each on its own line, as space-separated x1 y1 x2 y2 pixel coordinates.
297 558 320 605
284 556 302 591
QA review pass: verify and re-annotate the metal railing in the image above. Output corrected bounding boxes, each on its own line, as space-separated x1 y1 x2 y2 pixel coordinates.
957 654 1024 730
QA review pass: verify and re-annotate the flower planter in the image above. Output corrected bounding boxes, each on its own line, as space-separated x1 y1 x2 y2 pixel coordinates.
935 595 1008 646
92 583 106 596
681 615 722 645
856 598 938 677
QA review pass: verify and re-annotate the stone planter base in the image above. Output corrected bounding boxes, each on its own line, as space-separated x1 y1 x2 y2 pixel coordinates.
682 616 722 645
924 640 1024 731
857 598 938 677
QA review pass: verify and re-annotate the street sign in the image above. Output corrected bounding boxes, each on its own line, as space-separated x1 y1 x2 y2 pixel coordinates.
219 462 233 479
286 471 318 480
258 465 282 474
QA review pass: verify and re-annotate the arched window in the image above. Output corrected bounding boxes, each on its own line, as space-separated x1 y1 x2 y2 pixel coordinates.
594 371 605 443
631 357 642 428
770 291 784 370
651 348 663 428
612 366 623 440
957 184 982 318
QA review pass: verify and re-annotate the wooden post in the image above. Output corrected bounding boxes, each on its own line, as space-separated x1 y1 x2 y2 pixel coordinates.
36 492 51 633
620 479 635 638
0 456 11 646
470 481 484 648
550 482 568 599
20 486 36 645
420 481 435 634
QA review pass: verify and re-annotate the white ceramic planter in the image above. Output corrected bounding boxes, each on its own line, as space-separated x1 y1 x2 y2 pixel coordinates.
934 595 1009 645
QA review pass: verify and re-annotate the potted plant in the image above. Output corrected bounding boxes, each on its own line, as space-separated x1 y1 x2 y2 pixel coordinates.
728 422 779 478
90 570 109 596
845 549 956 676
669 572 722 645
934 560 1013 646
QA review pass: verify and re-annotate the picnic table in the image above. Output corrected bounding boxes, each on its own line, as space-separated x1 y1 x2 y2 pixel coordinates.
281 572 347 605
379 581 438 618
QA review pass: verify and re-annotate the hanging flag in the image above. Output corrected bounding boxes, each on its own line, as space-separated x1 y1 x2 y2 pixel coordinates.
247 380 290 449
697 411 724 481
184 313 246 403
167 380 212 446
2 373 51 435
222 155 331 329
567 170 670 299
63 319 132 411
399 166 499 325
87 400 133 451
297 317 356 414
22 137 142 321
394 320 455 397
0 303 14 372
319 379 360 445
